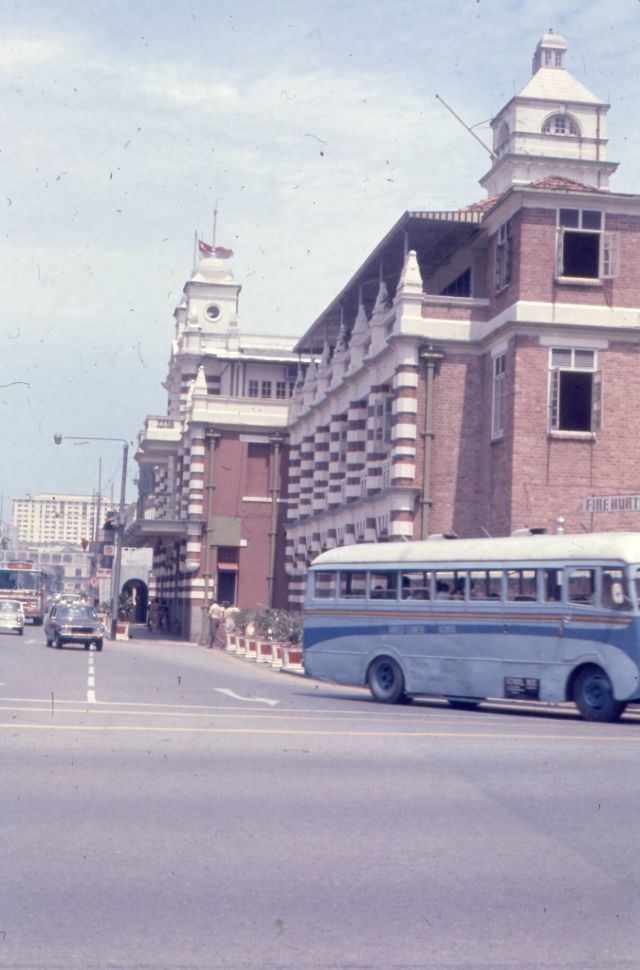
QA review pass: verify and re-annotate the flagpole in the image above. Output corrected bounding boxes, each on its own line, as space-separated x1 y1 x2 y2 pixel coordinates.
212 200 218 247
192 230 198 272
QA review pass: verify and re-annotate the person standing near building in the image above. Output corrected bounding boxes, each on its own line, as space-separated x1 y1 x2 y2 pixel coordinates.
208 600 225 647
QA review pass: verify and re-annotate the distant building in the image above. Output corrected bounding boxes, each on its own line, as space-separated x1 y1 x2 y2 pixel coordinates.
12 493 115 547
127 249 304 639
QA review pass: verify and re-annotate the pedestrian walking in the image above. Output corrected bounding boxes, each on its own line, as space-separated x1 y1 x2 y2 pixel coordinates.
208 600 225 647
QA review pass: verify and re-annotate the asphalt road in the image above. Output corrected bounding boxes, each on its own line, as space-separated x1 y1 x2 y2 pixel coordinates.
2 628 640 970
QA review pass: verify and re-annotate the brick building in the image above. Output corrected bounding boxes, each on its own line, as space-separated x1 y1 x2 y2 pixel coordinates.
128 248 302 639
285 30 640 604
132 31 640 629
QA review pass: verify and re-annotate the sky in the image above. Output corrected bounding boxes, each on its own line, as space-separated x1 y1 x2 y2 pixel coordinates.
1 0 639 515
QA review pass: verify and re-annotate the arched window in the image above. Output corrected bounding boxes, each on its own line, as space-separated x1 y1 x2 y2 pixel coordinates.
542 113 579 136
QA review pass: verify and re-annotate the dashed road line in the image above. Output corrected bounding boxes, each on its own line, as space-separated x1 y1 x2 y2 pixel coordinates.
87 652 96 704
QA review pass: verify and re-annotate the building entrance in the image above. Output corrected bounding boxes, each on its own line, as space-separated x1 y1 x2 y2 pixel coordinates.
217 571 236 606
121 579 149 623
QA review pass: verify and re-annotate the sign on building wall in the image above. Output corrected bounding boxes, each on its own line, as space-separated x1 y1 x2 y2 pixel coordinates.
582 494 640 513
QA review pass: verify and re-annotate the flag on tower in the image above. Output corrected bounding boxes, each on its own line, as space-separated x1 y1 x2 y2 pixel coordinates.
197 240 233 258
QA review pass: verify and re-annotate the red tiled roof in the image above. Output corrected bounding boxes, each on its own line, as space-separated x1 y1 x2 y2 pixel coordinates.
525 175 604 192
461 175 604 218
460 194 501 214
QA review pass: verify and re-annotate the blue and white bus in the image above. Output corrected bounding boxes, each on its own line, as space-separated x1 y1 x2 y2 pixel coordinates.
302 533 640 722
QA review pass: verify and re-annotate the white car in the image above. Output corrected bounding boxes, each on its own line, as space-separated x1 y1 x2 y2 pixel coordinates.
0 600 25 636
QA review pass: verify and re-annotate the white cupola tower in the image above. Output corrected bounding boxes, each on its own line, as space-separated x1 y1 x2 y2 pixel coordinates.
481 30 618 196
179 251 241 343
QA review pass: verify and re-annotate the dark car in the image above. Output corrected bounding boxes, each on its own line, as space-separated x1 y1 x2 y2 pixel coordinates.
44 603 104 651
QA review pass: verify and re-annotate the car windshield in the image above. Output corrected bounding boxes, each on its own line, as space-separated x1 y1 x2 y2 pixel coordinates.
0 602 21 613
58 607 97 622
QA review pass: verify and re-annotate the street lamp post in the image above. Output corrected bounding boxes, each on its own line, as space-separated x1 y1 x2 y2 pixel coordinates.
53 433 129 639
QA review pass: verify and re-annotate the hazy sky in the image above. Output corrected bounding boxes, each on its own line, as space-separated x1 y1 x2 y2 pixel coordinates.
1 0 639 512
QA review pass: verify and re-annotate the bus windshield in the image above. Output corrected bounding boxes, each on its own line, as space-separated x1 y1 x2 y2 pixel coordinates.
0 570 41 591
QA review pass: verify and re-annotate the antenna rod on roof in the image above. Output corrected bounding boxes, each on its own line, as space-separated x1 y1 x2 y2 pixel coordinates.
212 200 219 247
435 94 496 160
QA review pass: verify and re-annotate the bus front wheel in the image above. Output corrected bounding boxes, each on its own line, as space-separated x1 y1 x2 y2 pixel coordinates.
573 666 626 722
368 656 406 704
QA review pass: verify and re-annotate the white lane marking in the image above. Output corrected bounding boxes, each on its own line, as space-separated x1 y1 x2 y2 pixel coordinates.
87 652 96 704
213 687 279 707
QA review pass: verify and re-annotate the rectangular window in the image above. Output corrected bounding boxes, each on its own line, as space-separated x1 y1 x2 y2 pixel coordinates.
469 570 503 600
314 572 336 599
549 347 601 432
369 572 398 600
261 381 272 398
248 379 259 398
492 353 506 439
245 442 270 495
601 568 630 611
556 209 618 280
400 570 432 600
567 568 595 606
434 570 466 599
383 397 393 444
276 381 287 399
495 220 512 290
506 569 538 601
542 569 562 602
338 571 367 599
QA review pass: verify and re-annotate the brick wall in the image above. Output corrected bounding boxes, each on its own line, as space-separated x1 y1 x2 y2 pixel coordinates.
510 336 640 532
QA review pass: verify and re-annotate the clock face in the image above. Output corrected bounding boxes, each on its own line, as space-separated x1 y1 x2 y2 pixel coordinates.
206 304 221 321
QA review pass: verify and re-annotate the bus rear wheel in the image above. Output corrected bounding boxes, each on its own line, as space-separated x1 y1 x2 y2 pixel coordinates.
573 666 626 722
368 656 405 704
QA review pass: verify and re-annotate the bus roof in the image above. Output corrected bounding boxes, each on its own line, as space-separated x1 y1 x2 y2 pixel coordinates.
309 533 640 568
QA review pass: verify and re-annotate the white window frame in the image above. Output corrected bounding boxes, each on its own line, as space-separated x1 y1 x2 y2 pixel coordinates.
491 353 506 440
555 209 618 281
495 220 512 291
543 113 579 136
548 347 602 433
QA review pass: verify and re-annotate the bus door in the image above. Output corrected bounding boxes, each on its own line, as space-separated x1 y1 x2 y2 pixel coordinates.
499 568 563 702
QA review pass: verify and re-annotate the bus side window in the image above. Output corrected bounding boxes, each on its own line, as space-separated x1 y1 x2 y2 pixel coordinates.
601 568 629 611
369 572 398 600
469 570 501 600
507 569 537 602
567 569 595 606
401 571 431 600
543 569 562 603
338 571 367 599
314 572 336 599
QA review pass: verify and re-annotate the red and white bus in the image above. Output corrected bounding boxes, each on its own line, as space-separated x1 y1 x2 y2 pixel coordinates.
0 562 51 624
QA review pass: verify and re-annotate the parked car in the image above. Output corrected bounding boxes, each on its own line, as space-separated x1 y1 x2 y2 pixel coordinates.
0 599 25 636
44 603 103 651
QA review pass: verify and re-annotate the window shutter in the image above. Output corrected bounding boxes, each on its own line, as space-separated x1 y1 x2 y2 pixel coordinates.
549 368 561 430
602 232 619 279
591 370 602 431
555 228 565 277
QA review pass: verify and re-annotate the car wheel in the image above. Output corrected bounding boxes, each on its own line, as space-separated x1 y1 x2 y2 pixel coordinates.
367 656 405 704
574 666 626 722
